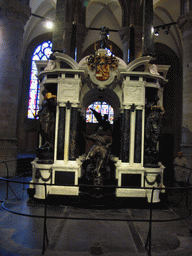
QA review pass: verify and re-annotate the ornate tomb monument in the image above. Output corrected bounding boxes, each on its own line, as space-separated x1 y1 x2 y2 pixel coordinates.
28 47 169 203
28 0 170 203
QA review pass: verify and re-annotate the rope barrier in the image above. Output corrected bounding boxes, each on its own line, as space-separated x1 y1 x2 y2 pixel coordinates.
0 159 192 255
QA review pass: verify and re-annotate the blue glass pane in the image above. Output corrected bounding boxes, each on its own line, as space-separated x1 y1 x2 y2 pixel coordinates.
27 41 52 119
34 46 41 55
41 56 48 61
38 51 44 59
44 47 52 57
86 101 114 124
42 42 49 49
33 55 39 61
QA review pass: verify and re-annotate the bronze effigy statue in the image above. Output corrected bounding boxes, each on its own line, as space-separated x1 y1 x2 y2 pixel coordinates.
85 126 112 178
36 89 57 162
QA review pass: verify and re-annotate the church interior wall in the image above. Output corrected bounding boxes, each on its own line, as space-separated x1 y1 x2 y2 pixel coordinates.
18 32 52 155
154 42 182 169
22 1 55 58
16 0 185 172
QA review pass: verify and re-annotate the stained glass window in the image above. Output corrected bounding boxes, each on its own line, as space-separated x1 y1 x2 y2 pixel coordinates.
86 102 114 124
27 41 52 119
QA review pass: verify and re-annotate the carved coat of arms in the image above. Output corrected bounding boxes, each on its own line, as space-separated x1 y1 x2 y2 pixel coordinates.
86 50 119 81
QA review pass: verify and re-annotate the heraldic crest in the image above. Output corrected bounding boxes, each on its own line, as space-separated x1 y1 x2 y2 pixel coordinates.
86 45 119 82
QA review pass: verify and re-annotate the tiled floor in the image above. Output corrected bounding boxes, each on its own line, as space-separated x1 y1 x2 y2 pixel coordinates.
0 176 192 256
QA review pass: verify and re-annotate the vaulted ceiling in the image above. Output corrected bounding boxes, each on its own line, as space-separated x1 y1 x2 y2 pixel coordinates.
23 0 181 60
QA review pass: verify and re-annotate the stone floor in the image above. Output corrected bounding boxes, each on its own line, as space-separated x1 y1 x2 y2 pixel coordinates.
0 176 192 256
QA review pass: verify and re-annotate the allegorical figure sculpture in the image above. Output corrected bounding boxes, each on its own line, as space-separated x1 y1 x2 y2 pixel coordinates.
36 89 57 162
85 126 112 177
144 96 164 167
145 107 161 153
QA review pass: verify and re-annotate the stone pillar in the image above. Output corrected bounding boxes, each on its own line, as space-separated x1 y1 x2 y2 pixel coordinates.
142 0 154 56
119 26 129 63
134 26 143 59
129 0 143 59
180 0 192 14
53 0 87 60
0 0 30 176
178 12 192 169
119 0 143 63
129 25 135 62
76 24 88 62
52 0 67 53
68 23 88 62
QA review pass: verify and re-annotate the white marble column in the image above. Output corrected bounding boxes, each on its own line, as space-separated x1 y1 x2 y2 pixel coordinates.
0 0 30 176
178 12 192 169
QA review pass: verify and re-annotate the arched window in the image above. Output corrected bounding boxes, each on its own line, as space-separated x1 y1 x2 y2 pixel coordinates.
86 102 114 124
27 41 52 119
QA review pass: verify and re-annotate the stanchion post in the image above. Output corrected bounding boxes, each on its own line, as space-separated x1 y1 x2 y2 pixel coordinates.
145 187 155 256
42 183 49 255
186 170 192 208
4 161 9 200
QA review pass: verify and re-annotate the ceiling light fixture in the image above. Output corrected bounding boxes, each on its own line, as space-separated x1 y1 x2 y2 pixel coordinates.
154 28 159 36
164 26 170 35
45 20 54 29
31 13 54 30
154 22 177 36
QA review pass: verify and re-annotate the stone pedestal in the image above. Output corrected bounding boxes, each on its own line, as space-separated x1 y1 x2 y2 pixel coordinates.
0 0 30 176
178 12 192 170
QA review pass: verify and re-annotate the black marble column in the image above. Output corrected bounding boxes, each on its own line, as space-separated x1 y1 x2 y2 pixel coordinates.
142 0 154 56
69 107 78 160
77 115 86 156
120 109 130 162
57 107 66 160
119 112 124 160
52 0 67 53
134 110 142 163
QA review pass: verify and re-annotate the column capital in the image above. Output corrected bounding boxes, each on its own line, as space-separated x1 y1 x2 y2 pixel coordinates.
177 12 192 33
0 0 31 25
